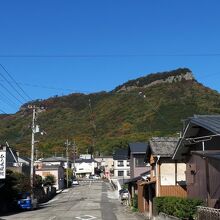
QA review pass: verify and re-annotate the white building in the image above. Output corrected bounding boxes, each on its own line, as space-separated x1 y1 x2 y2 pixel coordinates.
74 158 98 178
112 149 130 185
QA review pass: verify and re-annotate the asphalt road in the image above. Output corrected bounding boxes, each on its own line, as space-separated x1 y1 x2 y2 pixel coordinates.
1 180 144 220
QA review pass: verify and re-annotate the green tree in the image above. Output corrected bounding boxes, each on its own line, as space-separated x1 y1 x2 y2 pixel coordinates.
43 174 56 186
34 174 43 188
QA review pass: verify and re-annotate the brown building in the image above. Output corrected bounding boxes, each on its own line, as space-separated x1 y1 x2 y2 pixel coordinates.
139 137 186 218
173 115 220 208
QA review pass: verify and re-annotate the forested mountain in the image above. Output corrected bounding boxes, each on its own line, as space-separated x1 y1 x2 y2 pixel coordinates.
0 68 220 157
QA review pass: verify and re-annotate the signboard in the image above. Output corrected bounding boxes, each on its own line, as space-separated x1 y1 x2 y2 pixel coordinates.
0 151 6 179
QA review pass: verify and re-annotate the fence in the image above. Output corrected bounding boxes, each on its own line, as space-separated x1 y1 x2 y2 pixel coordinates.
197 206 220 220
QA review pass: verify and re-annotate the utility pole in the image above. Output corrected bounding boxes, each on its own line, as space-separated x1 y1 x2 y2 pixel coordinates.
88 99 97 156
72 140 77 178
28 105 44 201
65 139 71 188
29 105 36 200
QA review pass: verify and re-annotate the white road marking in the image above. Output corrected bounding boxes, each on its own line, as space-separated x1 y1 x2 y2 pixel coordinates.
75 215 96 220
49 216 56 220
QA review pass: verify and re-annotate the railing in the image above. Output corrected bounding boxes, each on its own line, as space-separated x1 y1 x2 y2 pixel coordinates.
197 206 220 220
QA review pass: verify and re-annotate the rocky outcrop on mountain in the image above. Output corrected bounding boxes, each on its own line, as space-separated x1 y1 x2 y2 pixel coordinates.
114 68 194 92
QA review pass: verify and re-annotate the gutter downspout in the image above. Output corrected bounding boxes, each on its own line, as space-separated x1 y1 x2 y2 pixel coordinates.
156 155 160 197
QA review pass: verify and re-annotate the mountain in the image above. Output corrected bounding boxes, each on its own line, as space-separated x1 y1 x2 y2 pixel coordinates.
0 68 220 157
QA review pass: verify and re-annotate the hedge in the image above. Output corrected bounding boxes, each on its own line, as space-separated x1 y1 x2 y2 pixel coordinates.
153 196 203 219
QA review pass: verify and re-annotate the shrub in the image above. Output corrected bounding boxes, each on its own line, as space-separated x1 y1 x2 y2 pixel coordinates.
43 174 56 186
131 194 138 211
154 196 203 219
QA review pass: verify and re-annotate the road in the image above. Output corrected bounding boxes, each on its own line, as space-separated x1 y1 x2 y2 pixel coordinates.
1 180 144 220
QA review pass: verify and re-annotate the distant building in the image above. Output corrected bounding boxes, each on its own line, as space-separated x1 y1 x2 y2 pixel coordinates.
128 142 149 179
37 156 71 169
35 164 65 190
113 149 130 185
74 158 98 178
94 156 114 179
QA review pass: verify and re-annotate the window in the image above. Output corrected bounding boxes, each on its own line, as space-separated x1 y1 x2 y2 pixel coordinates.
127 161 130 167
135 155 145 167
118 160 124 167
127 170 130 176
118 171 124 176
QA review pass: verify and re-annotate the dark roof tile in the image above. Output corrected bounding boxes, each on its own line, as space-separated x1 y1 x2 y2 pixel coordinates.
149 137 179 157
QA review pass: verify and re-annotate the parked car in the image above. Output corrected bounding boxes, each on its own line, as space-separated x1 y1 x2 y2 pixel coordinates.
72 180 79 186
89 174 100 180
119 189 129 200
17 192 38 210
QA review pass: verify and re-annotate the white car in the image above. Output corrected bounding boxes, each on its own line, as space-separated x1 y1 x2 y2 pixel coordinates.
72 180 79 186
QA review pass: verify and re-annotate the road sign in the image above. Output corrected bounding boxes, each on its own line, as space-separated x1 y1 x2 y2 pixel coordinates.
0 151 6 179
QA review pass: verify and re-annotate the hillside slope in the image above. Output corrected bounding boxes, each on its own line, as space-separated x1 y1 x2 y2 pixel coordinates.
0 68 220 156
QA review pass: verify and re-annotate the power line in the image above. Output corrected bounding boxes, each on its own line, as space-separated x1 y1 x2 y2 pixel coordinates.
0 81 23 104
0 108 8 114
0 64 32 101
0 93 18 109
0 53 220 58
0 71 27 103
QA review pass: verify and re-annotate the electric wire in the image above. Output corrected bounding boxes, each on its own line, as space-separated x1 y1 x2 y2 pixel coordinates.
0 63 32 101
0 53 220 58
0 93 18 109
0 109 7 114
0 71 27 103
0 81 23 104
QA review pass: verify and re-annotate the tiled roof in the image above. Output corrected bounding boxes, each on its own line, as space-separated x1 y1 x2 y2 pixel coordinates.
149 137 179 157
75 158 98 163
128 142 148 154
113 149 128 160
189 115 220 134
173 115 220 160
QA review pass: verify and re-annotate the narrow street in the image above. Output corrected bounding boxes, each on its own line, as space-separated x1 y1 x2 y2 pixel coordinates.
1 181 144 220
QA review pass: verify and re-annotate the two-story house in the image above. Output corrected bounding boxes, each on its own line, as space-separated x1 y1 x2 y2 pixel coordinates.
35 157 66 190
74 157 98 178
126 142 149 204
173 115 220 208
112 149 130 186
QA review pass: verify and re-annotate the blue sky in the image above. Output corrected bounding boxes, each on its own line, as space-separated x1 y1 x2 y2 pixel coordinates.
0 0 220 113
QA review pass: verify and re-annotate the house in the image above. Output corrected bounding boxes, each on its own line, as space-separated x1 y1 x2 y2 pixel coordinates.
35 164 65 190
173 115 220 208
128 142 149 179
139 137 186 217
1 144 30 176
74 158 98 178
112 149 130 186
38 156 71 169
126 142 149 206
94 156 114 179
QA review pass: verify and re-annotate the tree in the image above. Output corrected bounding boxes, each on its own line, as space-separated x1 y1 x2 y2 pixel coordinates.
43 174 56 186
34 174 43 188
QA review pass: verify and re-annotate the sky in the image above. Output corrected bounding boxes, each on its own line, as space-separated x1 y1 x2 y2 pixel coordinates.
0 0 220 113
